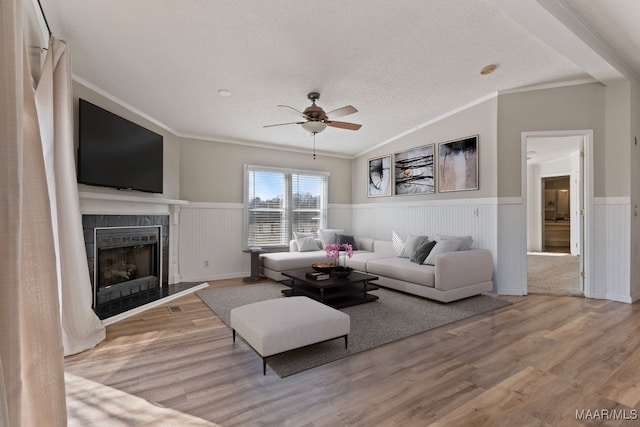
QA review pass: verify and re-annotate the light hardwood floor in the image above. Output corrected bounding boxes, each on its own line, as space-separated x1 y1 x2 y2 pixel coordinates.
64 279 640 426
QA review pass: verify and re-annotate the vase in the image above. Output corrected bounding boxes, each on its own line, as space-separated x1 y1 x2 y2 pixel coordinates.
332 269 352 279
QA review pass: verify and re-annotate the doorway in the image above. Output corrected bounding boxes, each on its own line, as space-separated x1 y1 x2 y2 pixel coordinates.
542 176 571 253
522 131 592 297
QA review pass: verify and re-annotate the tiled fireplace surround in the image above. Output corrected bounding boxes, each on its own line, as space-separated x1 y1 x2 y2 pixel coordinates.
78 192 195 321
82 214 170 285
82 214 169 318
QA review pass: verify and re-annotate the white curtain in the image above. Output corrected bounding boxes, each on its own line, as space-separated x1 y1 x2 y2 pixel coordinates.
1 0 67 424
35 37 106 356
1 0 107 424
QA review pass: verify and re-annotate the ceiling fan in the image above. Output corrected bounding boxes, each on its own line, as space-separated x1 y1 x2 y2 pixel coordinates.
264 92 362 134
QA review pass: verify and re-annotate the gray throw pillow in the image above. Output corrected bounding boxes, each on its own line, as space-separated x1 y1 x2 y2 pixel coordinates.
423 239 461 265
336 234 357 250
410 240 436 264
435 234 473 250
398 235 429 258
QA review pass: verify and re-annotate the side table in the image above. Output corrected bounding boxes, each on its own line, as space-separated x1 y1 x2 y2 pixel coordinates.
243 248 265 282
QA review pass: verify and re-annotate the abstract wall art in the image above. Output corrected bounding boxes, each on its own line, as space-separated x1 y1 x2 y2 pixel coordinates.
394 144 435 195
368 155 392 197
438 135 478 192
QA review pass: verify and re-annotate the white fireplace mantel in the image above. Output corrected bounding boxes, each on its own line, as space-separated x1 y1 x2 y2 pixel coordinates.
78 191 189 215
79 191 191 288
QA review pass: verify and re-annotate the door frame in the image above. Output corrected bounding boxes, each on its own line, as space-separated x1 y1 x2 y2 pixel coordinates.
521 130 594 297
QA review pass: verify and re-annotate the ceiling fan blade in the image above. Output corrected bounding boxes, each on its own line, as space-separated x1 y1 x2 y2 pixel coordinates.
263 121 305 128
277 105 309 119
326 120 362 131
326 105 358 119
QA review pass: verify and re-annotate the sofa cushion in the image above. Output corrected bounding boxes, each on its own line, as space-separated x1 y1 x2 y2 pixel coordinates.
346 251 394 271
366 257 435 287
410 240 436 264
424 239 461 265
398 235 429 258
296 236 321 252
318 228 345 249
261 251 328 271
435 234 473 250
373 240 397 256
355 237 374 252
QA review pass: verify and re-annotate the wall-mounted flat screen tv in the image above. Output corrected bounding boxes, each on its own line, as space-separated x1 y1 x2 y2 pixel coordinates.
77 99 163 194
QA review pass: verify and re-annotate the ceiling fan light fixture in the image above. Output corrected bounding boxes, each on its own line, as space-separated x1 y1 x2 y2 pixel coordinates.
301 121 327 134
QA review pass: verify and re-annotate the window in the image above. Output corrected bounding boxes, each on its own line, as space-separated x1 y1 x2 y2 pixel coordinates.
245 165 328 247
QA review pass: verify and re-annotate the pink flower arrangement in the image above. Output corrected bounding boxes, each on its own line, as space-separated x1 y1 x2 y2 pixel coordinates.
325 243 353 271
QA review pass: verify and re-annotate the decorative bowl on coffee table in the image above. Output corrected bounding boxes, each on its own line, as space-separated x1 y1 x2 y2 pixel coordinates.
311 263 335 273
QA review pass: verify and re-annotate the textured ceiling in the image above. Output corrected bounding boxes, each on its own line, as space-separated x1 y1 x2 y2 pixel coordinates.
41 0 636 158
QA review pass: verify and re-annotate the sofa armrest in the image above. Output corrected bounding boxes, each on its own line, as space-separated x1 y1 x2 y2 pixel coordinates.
434 249 493 291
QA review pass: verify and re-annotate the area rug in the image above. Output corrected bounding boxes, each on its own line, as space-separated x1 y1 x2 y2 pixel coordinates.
196 283 511 377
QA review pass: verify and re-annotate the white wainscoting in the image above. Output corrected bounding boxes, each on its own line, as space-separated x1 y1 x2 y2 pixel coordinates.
178 203 355 282
177 197 632 302
350 198 513 293
497 199 527 295
178 203 246 282
593 197 631 302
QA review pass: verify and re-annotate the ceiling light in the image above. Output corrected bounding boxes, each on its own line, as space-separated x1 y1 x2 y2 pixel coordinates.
301 121 327 134
217 89 231 97
480 64 497 75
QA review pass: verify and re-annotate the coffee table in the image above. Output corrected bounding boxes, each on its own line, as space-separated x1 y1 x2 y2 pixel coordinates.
281 268 379 308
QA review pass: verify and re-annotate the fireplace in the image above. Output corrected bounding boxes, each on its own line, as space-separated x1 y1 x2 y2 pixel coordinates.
94 226 161 307
82 214 170 319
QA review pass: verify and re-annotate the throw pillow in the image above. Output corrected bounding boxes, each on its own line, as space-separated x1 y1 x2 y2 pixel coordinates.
398 235 429 258
410 240 436 264
336 234 357 250
435 234 473 251
296 236 320 252
293 231 314 240
317 228 345 249
423 239 462 265
392 232 404 256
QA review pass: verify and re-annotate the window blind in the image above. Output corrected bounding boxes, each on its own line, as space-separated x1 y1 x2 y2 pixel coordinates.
245 166 328 247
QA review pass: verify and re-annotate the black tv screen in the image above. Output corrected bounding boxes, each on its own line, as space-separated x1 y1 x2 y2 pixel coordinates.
78 99 163 194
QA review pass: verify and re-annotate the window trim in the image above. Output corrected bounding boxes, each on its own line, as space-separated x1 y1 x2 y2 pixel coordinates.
243 164 329 248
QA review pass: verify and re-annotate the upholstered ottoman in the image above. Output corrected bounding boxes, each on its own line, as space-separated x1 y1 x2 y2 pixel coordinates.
230 296 350 375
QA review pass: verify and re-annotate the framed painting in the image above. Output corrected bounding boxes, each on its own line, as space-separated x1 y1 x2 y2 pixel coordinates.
438 135 479 192
394 144 435 195
367 155 392 197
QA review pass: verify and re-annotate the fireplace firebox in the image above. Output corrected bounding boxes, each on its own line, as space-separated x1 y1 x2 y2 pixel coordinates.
94 226 162 309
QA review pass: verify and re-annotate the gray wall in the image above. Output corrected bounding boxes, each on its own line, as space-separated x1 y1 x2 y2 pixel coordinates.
352 97 498 203
497 83 609 197
179 138 353 204
74 81 181 199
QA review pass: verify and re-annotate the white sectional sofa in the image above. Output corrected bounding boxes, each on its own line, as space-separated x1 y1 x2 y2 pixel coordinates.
259 235 494 303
